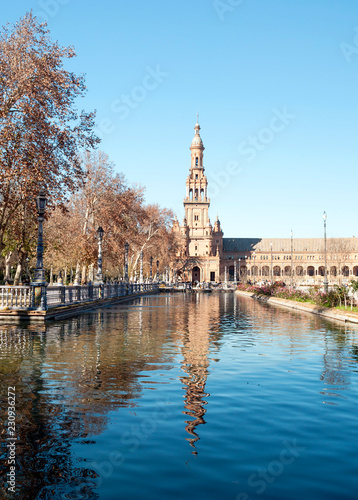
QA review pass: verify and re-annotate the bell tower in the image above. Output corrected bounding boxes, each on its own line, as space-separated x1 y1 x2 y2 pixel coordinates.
182 119 212 257
173 118 222 282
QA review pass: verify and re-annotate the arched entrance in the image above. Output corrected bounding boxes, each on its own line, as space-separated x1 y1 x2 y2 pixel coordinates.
192 266 200 283
262 266 270 277
307 266 315 277
273 266 281 277
296 266 303 276
229 265 235 281
342 266 349 277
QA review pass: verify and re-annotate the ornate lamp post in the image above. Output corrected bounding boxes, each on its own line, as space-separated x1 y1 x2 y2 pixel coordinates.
140 251 143 284
291 230 294 288
253 251 256 284
234 260 237 283
323 212 328 292
238 258 241 282
95 226 104 284
32 191 48 310
150 256 153 282
33 192 47 283
270 243 273 283
156 260 159 282
124 242 129 282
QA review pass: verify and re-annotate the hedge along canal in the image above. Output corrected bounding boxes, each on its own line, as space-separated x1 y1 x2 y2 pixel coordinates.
235 290 358 325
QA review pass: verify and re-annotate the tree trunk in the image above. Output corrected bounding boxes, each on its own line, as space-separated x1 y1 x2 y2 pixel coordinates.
88 264 94 283
13 252 27 285
4 252 12 283
81 264 87 285
74 262 81 285
13 263 22 286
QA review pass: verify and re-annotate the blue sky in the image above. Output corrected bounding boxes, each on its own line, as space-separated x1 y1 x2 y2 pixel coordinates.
3 0 358 238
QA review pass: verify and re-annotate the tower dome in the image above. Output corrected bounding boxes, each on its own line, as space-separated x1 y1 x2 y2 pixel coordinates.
190 117 205 170
191 133 203 147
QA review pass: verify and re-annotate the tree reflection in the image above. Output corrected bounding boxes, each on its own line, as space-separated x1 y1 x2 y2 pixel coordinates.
0 298 182 498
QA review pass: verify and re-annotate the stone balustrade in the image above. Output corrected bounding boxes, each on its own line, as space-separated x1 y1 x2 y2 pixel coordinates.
0 283 159 312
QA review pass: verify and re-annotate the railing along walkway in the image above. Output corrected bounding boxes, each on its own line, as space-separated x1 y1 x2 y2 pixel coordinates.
0 283 158 311
0 286 32 309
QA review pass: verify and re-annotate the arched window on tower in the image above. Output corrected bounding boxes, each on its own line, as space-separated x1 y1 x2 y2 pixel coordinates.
189 189 193 201
195 189 199 200
196 157 198 166
200 189 204 200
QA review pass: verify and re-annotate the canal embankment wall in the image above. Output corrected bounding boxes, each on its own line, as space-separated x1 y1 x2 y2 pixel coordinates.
235 290 358 325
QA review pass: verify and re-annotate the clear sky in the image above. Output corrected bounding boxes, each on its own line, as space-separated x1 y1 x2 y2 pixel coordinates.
2 0 358 238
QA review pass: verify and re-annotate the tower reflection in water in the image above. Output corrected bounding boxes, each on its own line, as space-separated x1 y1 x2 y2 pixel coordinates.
177 293 220 455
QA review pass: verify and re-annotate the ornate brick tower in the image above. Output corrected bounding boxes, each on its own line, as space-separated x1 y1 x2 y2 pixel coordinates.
183 119 213 257
173 119 222 282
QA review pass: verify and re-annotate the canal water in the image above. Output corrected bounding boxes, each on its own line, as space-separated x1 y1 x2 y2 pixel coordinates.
0 292 358 500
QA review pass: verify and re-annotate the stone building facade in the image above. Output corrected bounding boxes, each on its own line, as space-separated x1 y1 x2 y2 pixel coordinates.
173 121 358 285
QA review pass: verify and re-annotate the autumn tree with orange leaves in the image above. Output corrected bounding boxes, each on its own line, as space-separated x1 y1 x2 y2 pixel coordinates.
44 151 179 283
0 12 98 280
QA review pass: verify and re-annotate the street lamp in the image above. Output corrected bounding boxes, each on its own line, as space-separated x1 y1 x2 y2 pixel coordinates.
270 243 273 283
291 230 294 288
150 256 153 282
95 226 104 284
32 190 48 310
253 251 256 284
323 212 328 292
238 258 241 282
33 191 47 284
234 260 237 283
140 251 143 284
124 242 129 282
156 260 159 282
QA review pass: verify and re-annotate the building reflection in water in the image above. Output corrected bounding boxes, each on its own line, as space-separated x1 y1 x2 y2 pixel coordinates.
1 293 358 497
176 293 221 455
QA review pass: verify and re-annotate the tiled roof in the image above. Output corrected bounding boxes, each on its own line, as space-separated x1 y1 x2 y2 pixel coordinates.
223 238 358 253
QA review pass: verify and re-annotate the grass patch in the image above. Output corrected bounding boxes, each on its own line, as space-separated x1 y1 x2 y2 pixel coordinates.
335 305 358 313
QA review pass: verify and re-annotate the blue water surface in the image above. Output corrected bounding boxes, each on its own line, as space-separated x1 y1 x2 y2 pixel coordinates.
0 292 357 499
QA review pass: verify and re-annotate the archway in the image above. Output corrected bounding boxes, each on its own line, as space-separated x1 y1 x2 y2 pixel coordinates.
307 266 315 277
342 266 349 277
296 266 303 276
262 266 270 277
273 266 281 277
229 265 235 281
239 266 247 281
192 266 200 283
